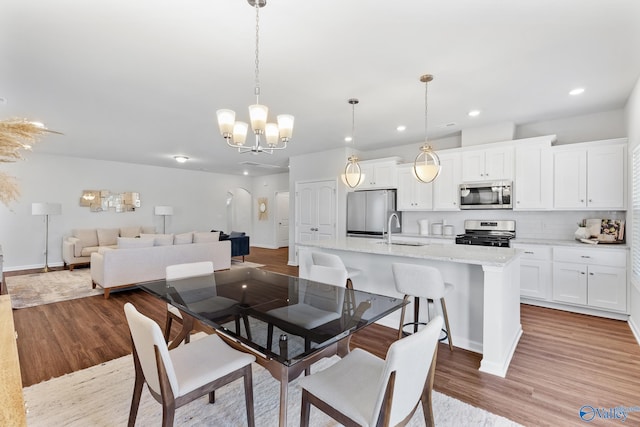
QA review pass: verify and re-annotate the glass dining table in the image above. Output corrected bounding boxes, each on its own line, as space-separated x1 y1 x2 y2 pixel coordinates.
138 267 405 427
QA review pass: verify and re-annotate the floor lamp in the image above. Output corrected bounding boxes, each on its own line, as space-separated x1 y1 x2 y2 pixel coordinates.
32 202 62 272
154 206 173 234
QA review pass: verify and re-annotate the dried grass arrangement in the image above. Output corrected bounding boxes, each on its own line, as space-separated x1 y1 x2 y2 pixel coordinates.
0 118 59 206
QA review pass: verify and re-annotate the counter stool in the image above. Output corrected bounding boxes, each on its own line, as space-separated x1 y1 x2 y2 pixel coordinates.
391 262 454 351
311 252 361 315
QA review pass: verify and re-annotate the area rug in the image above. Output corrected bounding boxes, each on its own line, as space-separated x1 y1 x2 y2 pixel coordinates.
23 352 522 427
6 262 265 309
5 269 100 309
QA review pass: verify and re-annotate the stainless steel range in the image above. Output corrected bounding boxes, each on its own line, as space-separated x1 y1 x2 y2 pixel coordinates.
455 220 516 247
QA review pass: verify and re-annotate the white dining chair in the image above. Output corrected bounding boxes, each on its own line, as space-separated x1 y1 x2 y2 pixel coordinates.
124 302 256 427
163 261 215 344
298 315 443 427
265 265 348 353
311 252 361 290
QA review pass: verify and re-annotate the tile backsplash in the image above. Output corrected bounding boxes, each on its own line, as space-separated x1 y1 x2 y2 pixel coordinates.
400 210 626 241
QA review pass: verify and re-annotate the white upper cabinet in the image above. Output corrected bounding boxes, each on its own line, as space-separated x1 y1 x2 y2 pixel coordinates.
462 145 514 181
358 157 401 190
553 139 626 210
396 164 433 211
433 150 462 211
514 137 554 210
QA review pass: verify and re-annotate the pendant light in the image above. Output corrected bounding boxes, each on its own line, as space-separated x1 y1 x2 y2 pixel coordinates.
216 0 294 154
342 98 365 188
413 74 441 183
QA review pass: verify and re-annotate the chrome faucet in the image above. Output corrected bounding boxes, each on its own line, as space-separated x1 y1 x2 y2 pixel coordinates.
387 212 400 245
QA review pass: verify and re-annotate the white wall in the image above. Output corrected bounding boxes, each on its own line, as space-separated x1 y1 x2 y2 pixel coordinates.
625 76 640 337
0 152 251 270
250 173 289 249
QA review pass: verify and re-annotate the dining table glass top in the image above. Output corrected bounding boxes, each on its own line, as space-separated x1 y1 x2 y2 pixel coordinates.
138 268 405 366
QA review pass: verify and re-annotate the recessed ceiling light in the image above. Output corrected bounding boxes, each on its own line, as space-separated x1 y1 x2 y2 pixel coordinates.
468 110 481 117
344 136 353 142
243 171 249 175
569 87 585 96
396 125 406 132
174 155 189 163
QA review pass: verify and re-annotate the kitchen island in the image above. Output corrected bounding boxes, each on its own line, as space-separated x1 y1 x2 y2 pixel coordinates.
297 237 522 377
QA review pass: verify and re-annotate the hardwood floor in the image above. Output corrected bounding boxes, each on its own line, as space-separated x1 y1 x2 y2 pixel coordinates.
11 247 640 426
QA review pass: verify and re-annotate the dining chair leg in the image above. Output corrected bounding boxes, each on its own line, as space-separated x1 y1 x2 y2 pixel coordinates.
161 402 175 427
209 390 215 404
128 346 145 427
243 365 255 427
300 389 311 427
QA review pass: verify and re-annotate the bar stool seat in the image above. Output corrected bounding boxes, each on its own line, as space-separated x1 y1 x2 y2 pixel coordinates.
392 262 454 351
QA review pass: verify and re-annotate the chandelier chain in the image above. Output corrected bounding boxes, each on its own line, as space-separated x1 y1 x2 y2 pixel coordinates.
254 1 260 98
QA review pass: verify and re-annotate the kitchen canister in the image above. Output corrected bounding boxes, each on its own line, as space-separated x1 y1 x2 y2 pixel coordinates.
443 225 455 236
418 219 429 235
431 223 443 235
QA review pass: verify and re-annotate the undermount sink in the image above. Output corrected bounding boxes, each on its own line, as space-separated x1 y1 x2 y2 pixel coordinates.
376 240 426 247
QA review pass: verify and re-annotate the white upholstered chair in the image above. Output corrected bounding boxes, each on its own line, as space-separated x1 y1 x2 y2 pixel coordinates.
163 261 215 344
311 252 361 290
299 315 443 427
265 265 348 353
124 302 256 427
392 262 454 351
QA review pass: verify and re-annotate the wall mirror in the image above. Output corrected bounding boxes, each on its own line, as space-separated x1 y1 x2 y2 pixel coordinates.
80 190 140 212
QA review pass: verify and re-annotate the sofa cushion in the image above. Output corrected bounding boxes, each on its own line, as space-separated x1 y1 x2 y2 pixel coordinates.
97 228 120 246
80 245 100 257
174 231 193 245
194 231 220 243
140 233 175 246
120 226 141 238
117 237 154 249
141 226 156 234
73 229 98 248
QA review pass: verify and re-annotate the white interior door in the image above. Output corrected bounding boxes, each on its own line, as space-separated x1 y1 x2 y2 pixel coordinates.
295 180 336 245
276 191 289 248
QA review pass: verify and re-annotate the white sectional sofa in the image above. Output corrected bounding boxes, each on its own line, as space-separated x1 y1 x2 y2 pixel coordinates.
90 231 231 298
62 226 156 270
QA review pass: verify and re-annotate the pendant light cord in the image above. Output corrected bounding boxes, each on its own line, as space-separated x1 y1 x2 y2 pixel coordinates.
254 2 260 101
424 78 429 144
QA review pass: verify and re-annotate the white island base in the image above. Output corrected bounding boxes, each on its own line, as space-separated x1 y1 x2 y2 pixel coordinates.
298 238 522 377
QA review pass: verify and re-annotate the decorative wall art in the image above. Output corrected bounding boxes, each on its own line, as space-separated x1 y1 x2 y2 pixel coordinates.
80 190 140 212
258 197 268 221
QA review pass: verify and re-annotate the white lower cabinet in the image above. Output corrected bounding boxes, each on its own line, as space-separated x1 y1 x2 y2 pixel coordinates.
516 243 628 317
551 247 627 313
512 244 551 300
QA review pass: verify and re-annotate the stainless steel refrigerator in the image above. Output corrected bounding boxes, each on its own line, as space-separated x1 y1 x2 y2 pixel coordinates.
347 189 401 237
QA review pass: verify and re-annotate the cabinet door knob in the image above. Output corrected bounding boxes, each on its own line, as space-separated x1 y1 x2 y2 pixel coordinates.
589 199 592 202
589 272 594 276
524 251 534 254
580 272 586 275
581 255 590 258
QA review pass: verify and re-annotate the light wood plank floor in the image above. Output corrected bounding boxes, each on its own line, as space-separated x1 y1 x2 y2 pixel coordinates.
10 247 640 426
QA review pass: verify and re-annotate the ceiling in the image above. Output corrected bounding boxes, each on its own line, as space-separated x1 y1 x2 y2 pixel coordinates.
2 0 640 176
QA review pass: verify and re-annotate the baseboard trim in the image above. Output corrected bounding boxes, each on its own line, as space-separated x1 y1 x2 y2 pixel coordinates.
250 244 279 249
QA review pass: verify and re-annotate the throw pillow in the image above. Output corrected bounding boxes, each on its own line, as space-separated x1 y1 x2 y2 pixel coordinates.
141 226 156 234
72 228 98 247
174 231 193 245
97 228 119 246
120 226 141 238
154 234 174 246
117 237 154 249
193 231 220 243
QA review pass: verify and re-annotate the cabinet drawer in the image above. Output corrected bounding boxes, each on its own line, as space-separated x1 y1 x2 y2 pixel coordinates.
512 244 552 261
553 247 626 267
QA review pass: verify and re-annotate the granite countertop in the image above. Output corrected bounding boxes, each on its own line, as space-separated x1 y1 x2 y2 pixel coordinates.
297 237 519 267
511 237 629 250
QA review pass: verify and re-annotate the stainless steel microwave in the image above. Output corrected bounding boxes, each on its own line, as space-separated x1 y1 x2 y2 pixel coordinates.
459 181 512 209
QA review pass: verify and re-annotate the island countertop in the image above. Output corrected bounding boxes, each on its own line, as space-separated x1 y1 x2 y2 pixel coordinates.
297 237 520 267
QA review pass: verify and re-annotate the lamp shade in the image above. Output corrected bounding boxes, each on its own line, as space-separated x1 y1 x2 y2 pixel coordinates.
32 202 62 216
154 206 174 216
